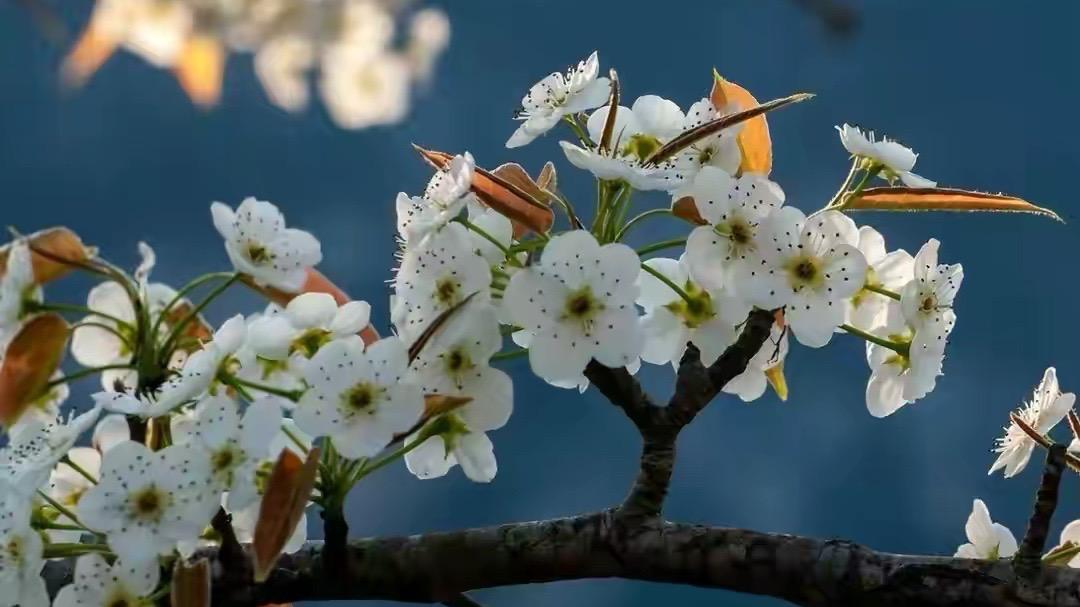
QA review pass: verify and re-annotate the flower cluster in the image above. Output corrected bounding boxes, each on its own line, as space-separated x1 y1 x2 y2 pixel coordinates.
0 50 1068 603
64 0 449 129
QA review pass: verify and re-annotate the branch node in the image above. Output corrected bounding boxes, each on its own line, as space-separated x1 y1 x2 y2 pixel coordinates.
1014 443 1066 580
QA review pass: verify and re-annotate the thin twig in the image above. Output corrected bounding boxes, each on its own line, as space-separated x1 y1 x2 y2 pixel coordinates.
1014 444 1067 579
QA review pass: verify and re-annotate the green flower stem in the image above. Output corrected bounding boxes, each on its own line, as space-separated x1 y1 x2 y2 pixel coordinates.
457 218 523 268
152 271 238 335
42 543 111 558
28 301 130 327
38 491 87 530
605 185 633 242
834 164 882 210
281 424 311 456
636 238 687 257
840 323 909 356
490 348 528 362
614 208 674 242
351 434 430 485
508 239 548 254
70 321 134 351
161 272 241 355
640 263 695 306
222 374 302 403
61 455 98 484
563 115 595 148
865 283 902 300
46 364 135 389
35 522 85 532
824 157 860 210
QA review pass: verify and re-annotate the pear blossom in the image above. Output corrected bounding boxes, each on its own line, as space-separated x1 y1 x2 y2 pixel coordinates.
392 222 491 342
683 166 785 293
636 256 750 367
405 302 512 482
95 314 247 418
845 226 914 331
78 441 217 566
723 322 789 402
0 239 38 336
173 396 282 511
247 292 371 361
672 97 743 183
0 405 101 497
836 123 936 187
1052 520 1080 568
254 35 316 112
560 95 684 191
900 239 962 341
465 203 517 267
294 336 424 459
506 51 611 148
211 197 322 292
0 495 48 607
91 414 130 454
320 48 412 129
954 499 1017 559
864 305 948 417
989 367 1075 478
503 230 642 386
52 554 160 607
739 208 867 347
7 372 69 436
396 152 475 246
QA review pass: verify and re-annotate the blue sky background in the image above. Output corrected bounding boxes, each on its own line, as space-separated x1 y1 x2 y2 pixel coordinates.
2 1 1079 605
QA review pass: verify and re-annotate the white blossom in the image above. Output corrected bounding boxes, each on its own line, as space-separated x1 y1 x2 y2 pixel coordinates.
864 304 947 418
320 48 412 129
723 322 788 402
954 499 1017 559
52 554 159 607
739 208 867 347
636 256 750 368
989 367 1076 478
560 95 684 191
78 441 217 566
91 414 130 455
46 446 101 540
1052 520 1080 568
211 197 322 292
247 292 371 361
836 123 936 187
0 495 48 607
0 239 38 337
900 239 962 341
683 166 785 293
294 336 424 459
845 226 914 331
503 230 642 386
507 51 611 148
396 152 475 246
0 405 101 498
672 97 743 183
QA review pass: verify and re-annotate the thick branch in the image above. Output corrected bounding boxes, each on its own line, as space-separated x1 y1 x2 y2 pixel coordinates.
42 515 1080 606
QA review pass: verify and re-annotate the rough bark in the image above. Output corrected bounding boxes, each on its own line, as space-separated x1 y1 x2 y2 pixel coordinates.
40 309 1080 606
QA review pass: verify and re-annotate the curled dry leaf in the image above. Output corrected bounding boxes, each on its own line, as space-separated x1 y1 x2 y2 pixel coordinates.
414 146 555 236
645 92 813 166
0 227 93 284
162 301 214 352
423 393 473 418
175 35 225 108
171 557 211 607
242 269 379 346
710 69 773 175
848 187 1063 222
0 313 70 427
252 447 320 583
670 196 706 225
598 69 621 153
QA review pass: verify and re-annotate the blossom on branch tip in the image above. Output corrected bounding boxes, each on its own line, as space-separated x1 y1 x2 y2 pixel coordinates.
954 498 1016 559
211 197 322 292
989 367 1075 478
672 97 743 183
503 230 642 387
845 226 913 331
397 152 476 246
836 123 936 187
0 405 101 498
506 51 611 148
900 238 962 343
247 292 371 361
864 307 947 418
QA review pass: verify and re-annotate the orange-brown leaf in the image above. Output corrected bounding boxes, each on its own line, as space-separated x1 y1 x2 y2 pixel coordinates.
163 301 213 351
242 270 379 346
175 35 224 108
0 314 70 427
415 146 555 236
710 70 772 175
61 24 117 88
0 227 93 284
423 393 473 417
848 187 1062 221
670 196 706 225
171 558 211 607
252 447 320 582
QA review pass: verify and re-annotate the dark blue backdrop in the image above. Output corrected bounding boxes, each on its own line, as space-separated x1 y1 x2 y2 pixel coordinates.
2 1 1078 605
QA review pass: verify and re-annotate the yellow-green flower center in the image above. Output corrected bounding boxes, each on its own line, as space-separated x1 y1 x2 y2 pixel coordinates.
435 277 461 307
290 328 332 358
246 241 273 265
562 286 602 323
785 254 823 289
129 486 168 522
664 282 715 329
343 382 381 414
623 133 662 160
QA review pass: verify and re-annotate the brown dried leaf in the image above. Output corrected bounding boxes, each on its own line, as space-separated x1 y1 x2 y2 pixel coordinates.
175 35 224 108
671 196 706 225
598 69 620 153
252 447 320 582
242 270 379 346
0 314 70 427
406 292 478 363
171 558 211 607
61 24 117 88
848 187 1062 221
0 227 93 284
414 146 555 236
710 69 772 175
423 393 473 417
646 92 813 166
